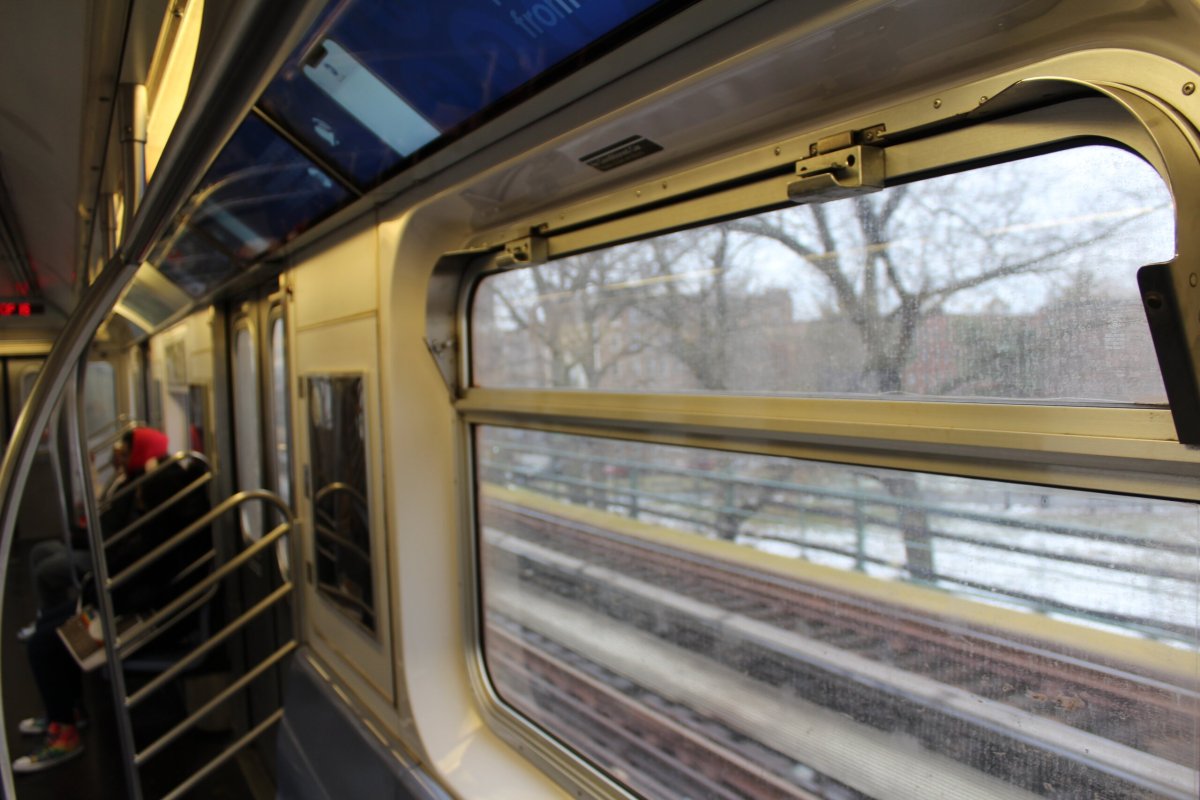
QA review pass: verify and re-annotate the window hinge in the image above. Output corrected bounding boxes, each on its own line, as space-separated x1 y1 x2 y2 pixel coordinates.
495 235 548 268
789 128 886 204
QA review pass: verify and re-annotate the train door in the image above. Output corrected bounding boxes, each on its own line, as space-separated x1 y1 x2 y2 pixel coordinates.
289 233 395 707
228 281 294 770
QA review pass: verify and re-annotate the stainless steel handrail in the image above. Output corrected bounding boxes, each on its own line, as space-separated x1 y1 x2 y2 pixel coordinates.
126 581 293 708
88 417 141 456
100 489 294 799
109 489 287 590
104 470 213 550
135 640 298 765
160 709 285 800
101 449 212 511
105 489 296 800
70 359 142 797
0 1 328 794
118 514 290 650
104 471 211 552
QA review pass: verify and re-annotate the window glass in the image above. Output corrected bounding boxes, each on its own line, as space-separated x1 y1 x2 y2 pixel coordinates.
128 348 145 421
473 146 1173 404
259 0 672 187
187 384 208 455
83 361 117 436
187 116 351 261
270 316 293 576
164 389 189 455
477 425 1200 799
152 227 240 298
270 317 292 507
307 375 375 633
234 326 264 541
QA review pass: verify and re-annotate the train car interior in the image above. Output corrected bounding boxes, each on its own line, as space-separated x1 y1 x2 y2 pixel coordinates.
1 0 1200 798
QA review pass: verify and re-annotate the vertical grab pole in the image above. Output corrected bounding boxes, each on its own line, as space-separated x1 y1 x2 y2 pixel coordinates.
0 4 329 794
67 360 143 799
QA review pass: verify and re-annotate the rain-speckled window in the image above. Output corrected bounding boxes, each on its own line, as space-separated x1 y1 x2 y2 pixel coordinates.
477 426 1200 800
473 145 1173 405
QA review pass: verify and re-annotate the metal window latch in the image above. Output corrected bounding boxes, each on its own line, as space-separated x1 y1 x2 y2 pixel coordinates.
788 143 885 204
495 235 548 268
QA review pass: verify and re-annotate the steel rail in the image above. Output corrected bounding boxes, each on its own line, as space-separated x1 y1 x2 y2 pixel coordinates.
101 449 211 511
135 640 299 765
160 709 285 800
0 1 327 794
106 487 232 589
69 360 144 799
118 514 290 649
126 581 294 707
103 470 213 549
87 414 140 448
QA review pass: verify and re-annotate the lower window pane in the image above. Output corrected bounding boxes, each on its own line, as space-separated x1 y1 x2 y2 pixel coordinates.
476 426 1199 799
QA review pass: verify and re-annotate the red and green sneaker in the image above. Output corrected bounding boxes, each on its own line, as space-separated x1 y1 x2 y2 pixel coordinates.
13 722 83 773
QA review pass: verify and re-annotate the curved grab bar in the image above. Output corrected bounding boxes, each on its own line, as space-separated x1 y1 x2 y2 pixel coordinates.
313 481 368 509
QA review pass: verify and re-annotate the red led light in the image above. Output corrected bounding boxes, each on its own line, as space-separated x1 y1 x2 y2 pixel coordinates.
0 301 41 317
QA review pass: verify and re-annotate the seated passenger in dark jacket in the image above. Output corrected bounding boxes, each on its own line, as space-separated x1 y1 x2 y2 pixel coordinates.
13 427 212 773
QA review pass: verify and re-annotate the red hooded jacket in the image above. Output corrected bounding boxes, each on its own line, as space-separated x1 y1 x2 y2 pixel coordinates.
125 427 169 477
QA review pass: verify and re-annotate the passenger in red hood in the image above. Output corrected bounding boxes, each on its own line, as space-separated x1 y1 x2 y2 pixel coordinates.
121 427 170 477
14 425 212 774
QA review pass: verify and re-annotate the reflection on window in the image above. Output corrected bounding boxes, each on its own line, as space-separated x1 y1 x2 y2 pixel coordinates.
234 327 263 541
477 426 1200 800
302 40 439 158
258 0 669 186
270 317 292 507
151 227 239 299
307 375 375 634
473 146 1174 404
270 317 293 575
186 116 350 260
83 361 117 437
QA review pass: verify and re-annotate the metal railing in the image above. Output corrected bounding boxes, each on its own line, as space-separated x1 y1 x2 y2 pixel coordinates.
480 441 1196 643
0 3 325 794
68 390 295 800
90 461 296 800
87 416 141 455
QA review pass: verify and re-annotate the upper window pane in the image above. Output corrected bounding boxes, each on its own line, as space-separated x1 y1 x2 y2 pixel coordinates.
259 0 670 186
186 116 351 260
152 227 239 299
472 146 1174 404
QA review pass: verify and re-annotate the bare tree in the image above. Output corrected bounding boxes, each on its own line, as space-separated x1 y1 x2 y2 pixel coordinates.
475 148 1171 570
476 248 646 388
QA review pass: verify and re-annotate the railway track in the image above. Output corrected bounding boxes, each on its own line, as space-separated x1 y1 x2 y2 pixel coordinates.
488 616 840 800
481 497 1200 799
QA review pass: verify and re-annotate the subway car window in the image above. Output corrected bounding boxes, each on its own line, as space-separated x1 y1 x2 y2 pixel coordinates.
468 139 1199 800
83 361 117 435
270 316 292 507
234 324 265 540
472 145 1173 404
475 426 1199 799
269 314 293 573
307 374 376 634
